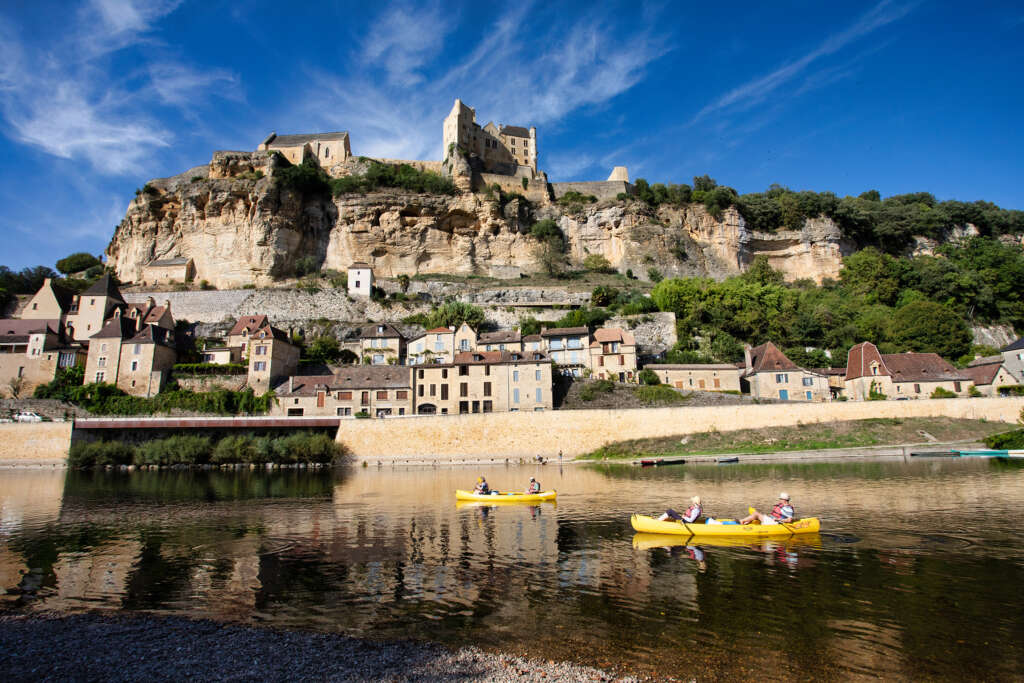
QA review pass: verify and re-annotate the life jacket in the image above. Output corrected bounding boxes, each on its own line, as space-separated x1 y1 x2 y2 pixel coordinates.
477 483 489 494
529 481 540 493
771 502 794 520
683 504 702 523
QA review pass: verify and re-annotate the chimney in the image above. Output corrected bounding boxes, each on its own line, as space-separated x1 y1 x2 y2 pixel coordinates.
163 299 171 315
289 376 294 393
146 296 156 308
743 344 752 371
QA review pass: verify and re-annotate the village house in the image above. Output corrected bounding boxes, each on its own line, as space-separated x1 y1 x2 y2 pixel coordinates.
357 323 405 365
259 131 351 166
742 342 830 401
226 315 269 362
1001 338 1024 383
84 311 177 397
648 364 742 392
588 328 637 382
961 356 1019 396
21 275 127 342
540 326 590 377
246 323 299 393
141 257 195 286
347 262 373 298
412 350 553 415
0 319 84 396
408 323 477 365
126 297 174 333
478 329 522 352
273 366 413 418
843 341 970 400
522 334 543 352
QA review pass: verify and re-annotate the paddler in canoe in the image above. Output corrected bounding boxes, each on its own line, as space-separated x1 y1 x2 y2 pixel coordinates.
657 495 703 523
738 492 794 525
524 477 541 494
474 476 493 495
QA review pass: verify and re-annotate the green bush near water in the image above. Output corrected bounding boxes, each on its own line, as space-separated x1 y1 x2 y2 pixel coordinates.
69 433 348 469
984 429 1024 450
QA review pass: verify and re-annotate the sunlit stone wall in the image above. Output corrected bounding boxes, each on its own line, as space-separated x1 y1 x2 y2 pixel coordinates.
336 397 1024 461
0 422 73 466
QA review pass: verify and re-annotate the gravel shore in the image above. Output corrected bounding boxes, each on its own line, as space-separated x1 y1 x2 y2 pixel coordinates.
0 612 643 682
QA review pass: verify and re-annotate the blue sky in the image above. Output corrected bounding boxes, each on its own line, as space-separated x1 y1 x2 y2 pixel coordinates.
1 0 1022 271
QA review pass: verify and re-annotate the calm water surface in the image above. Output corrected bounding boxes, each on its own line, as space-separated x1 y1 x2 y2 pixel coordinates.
2 458 1024 680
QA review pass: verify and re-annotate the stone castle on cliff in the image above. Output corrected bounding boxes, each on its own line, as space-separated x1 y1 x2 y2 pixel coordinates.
256 98 630 202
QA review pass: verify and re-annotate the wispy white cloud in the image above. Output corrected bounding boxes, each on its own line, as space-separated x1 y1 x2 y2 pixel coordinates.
293 2 668 166
692 1 916 123
0 0 236 176
361 2 452 87
148 63 242 107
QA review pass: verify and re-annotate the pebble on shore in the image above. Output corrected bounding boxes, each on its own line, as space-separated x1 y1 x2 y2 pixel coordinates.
0 612 644 682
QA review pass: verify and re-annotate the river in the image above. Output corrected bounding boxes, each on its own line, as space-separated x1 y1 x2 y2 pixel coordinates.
2 457 1023 680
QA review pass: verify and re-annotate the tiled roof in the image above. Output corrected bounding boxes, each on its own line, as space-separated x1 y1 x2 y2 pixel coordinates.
91 315 139 340
143 306 169 324
253 324 292 343
880 353 967 383
424 327 453 334
148 257 191 267
541 326 589 337
81 274 125 303
267 132 349 147
1002 338 1024 352
228 315 268 336
591 327 636 346
449 350 549 365
968 355 1004 367
479 330 521 344
359 323 403 339
348 262 371 269
0 318 59 343
128 324 174 347
499 125 530 138
522 334 543 343
648 364 740 371
747 342 798 375
333 366 411 390
279 375 336 397
960 362 1004 386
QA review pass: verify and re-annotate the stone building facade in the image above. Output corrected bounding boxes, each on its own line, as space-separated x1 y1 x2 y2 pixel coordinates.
648 364 742 392
843 341 970 400
443 99 538 175
246 324 299 393
742 342 831 401
258 131 351 166
413 350 552 415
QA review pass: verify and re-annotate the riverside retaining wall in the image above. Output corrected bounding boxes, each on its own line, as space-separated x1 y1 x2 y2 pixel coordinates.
0 422 73 466
335 397 1024 461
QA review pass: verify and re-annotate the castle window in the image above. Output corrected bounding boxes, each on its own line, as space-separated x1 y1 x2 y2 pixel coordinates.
324 147 329 158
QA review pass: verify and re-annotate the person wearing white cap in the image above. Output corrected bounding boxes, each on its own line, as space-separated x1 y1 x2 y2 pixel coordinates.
658 495 703 523
739 493 794 525
525 476 541 494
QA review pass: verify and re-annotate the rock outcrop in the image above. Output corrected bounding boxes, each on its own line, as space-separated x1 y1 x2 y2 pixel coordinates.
107 152 855 289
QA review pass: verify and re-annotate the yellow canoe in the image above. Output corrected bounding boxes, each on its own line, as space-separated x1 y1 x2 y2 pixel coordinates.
455 489 557 503
630 513 820 536
632 532 823 550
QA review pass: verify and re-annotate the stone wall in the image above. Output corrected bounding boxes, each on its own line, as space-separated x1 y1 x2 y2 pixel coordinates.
124 291 253 323
477 172 550 202
551 181 631 202
0 422 72 466
371 159 445 174
334 397 1024 461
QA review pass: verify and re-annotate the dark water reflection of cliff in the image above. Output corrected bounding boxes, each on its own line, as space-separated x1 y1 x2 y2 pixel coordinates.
2 458 1024 680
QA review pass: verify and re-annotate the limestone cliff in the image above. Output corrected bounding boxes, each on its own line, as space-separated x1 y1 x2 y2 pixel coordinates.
107 152 854 289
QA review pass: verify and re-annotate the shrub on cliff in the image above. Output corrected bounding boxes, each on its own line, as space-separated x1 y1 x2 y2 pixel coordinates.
277 160 330 196
425 300 485 330
330 161 456 196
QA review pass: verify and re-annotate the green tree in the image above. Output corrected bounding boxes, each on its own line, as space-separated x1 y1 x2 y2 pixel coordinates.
426 301 485 330
637 368 660 385
583 253 614 273
888 300 971 359
519 316 541 336
55 252 102 275
591 285 617 307
840 247 902 305
305 336 342 363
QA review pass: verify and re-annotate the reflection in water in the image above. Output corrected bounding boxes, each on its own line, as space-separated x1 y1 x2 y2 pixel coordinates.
0 459 1023 679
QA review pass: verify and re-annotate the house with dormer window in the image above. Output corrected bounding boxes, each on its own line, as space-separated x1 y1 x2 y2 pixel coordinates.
742 341 830 401
246 323 299 392
844 341 969 400
356 323 406 365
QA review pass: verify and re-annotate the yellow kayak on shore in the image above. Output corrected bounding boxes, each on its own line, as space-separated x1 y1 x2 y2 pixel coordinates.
630 513 820 536
455 489 557 503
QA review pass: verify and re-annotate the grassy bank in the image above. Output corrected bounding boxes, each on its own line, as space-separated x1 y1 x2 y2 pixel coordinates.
585 417 1014 460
